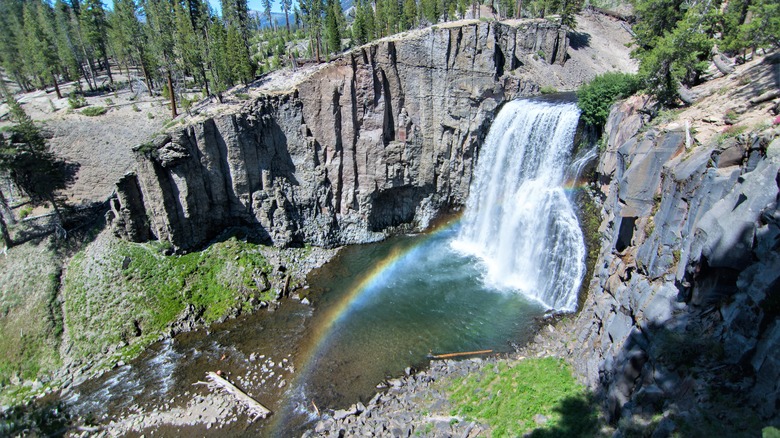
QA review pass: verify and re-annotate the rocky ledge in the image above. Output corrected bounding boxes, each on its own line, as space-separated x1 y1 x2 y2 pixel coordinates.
109 16 632 252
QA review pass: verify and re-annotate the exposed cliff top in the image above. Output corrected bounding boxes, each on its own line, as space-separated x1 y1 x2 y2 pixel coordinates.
653 53 780 146
184 12 636 127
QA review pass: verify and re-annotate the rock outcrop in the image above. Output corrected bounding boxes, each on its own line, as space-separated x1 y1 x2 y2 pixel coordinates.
553 92 780 430
113 20 570 250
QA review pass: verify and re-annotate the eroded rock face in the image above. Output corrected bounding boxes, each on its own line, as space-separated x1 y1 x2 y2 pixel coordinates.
114 20 569 250
568 97 780 426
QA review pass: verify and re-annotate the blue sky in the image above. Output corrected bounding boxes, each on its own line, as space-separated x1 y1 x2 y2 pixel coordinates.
207 0 291 14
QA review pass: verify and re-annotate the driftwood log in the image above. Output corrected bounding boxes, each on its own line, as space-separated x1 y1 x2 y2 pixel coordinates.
205 372 272 420
430 349 493 359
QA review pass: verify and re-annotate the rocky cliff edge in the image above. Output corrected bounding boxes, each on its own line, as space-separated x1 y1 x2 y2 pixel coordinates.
110 15 634 251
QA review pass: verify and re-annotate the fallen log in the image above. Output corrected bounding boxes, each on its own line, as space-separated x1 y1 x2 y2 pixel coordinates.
205 372 272 420
430 349 493 359
749 90 780 106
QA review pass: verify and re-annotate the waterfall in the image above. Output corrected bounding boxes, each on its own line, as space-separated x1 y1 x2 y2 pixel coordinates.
453 99 585 312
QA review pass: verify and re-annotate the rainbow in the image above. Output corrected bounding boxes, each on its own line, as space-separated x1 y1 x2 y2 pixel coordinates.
268 216 461 433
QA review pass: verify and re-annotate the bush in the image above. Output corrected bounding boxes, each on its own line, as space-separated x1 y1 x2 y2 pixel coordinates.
67 93 87 109
577 72 640 128
18 206 32 219
81 106 107 117
540 85 558 95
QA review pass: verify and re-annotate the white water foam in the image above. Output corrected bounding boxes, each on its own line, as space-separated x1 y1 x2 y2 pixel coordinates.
453 99 585 311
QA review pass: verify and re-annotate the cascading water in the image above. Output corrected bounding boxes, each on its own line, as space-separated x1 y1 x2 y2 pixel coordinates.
56 98 590 437
453 99 585 312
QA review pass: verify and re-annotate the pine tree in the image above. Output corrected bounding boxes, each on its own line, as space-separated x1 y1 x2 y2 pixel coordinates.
262 0 274 30
282 0 293 33
401 0 417 30
420 0 439 24
205 16 231 98
300 0 324 61
81 0 114 85
174 1 210 95
53 0 82 83
324 0 341 53
226 23 253 84
144 0 178 117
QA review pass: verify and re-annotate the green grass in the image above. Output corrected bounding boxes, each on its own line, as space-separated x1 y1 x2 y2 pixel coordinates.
0 239 63 403
81 106 107 117
62 234 276 365
447 358 598 437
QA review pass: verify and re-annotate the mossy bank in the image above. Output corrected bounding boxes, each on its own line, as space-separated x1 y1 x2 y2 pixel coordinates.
0 228 335 408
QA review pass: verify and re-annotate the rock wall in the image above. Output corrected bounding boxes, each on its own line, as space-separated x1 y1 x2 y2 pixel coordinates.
114 20 569 250
561 95 780 428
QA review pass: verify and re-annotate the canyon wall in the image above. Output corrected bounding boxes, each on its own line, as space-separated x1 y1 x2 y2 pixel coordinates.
547 92 780 428
113 20 569 250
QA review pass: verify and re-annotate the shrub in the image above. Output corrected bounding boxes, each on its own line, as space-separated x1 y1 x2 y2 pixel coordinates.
81 106 107 117
540 85 558 95
18 206 32 219
577 72 640 128
235 93 250 100
131 103 140 112
67 93 87 109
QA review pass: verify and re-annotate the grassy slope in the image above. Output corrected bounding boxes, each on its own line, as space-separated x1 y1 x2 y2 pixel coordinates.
0 229 280 406
61 231 277 368
0 238 63 397
447 357 599 437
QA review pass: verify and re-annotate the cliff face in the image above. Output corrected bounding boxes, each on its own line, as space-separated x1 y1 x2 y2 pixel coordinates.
115 20 569 250
547 63 780 429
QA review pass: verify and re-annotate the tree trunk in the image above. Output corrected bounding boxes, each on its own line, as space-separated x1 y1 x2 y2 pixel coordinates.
138 54 154 95
103 54 114 86
51 73 63 99
167 70 178 118
285 9 290 34
47 194 66 238
85 57 98 90
315 32 322 62
515 0 522 18
0 210 11 248
200 64 210 97
0 188 15 226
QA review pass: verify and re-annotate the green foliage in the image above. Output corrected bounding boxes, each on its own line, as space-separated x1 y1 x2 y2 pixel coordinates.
62 236 276 363
0 239 62 402
448 358 598 437
235 92 250 100
540 85 558 94
131 103 141 112
67 93 87 109
18 206 33 219
80 106 107 117
577 72 640 128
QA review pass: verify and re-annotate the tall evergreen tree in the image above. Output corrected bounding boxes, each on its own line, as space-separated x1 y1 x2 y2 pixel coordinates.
401 0 417 30
324 0 341 53
300 0 324 61
226 23 253 84
53 0 82 83
81 0 114 85
174 0 210 95
262 0 274 30
144 0 178 116
282 0 293 33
